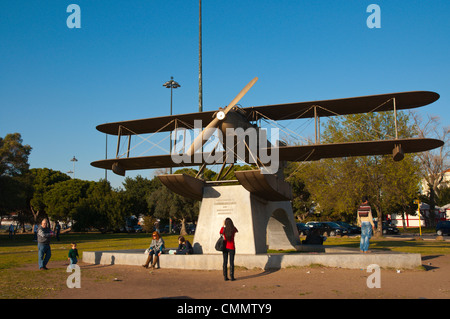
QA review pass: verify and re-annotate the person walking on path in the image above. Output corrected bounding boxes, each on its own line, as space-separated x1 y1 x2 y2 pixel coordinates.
357 196 375 253
220 218 238 281
37 219 54 270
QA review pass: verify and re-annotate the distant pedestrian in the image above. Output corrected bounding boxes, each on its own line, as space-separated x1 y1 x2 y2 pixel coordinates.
33 224 38 241
37 219 54 270
154 220 160 234
357 196 375 253
8 224 15 239
220 218 238 281
55 222 61 241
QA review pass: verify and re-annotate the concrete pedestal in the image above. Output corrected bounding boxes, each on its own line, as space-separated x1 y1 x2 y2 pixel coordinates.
192 185 301 255
83 248 423 270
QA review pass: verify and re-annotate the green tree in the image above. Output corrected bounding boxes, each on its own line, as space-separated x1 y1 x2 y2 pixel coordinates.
73 180 128 232
0 133 32 177
285 162 313 221
0 174 33 231
412 114 450 225
147 185 199 235
436 186 450 206
0 133 33 226
44 179 92 223
122 175 159 216
291 111 421 235
219 164 257 180
147 169 202 235
0 133 31 229
28 168 71 222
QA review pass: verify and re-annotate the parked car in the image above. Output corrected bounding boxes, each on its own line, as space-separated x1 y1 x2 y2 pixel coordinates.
161 225 172 234
374 221 399 235
305 221 322 229
321 222 349 236
305 221 323 234
124 225 142 233
305 221 348 237
335 221 361 234
296 223 310 236
186 223 196 234
436 221 450 236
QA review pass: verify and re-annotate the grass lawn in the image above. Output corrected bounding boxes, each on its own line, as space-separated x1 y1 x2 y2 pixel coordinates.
0 232 193 270
0 231 194 298
0 231 448 298
324 236 450 255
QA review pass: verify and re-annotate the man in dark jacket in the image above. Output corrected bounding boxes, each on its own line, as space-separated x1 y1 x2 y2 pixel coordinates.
37 219 53 270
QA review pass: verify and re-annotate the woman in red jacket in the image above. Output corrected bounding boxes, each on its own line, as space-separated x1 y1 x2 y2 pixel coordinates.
220 218 238 281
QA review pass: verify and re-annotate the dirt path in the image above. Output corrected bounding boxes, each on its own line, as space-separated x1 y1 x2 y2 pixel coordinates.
47 254 450 299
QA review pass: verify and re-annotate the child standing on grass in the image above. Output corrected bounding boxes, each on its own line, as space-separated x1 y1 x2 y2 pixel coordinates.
68 242 79 268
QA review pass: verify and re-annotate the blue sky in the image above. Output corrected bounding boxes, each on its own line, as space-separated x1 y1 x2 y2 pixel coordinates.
1 0 449 189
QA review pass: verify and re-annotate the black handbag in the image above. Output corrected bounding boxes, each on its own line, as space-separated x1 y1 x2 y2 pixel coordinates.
215 235 225 252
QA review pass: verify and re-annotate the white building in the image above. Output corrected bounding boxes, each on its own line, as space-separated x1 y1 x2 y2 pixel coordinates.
389 203 447 228
391 169 450 228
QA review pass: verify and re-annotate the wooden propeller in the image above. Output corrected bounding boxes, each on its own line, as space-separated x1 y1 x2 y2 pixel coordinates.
185 77 258 156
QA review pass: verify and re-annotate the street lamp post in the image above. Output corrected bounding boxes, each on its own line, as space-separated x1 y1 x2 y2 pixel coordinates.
163 76 181 174
70 156 78 179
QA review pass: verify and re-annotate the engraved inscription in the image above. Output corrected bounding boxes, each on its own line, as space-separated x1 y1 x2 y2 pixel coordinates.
214 200 236 215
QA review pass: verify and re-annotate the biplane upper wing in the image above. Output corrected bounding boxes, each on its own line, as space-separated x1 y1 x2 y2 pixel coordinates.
96 91 439 135
96 110 216 135
245 91 440 121
90 138 443 174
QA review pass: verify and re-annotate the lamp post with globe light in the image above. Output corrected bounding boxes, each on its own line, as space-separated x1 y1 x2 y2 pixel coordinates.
70 156 78 179
163 76 180 174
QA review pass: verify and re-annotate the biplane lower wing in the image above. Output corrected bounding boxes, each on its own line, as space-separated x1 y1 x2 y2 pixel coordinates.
90 138 443 175
91 154 187 172
277 138 444 162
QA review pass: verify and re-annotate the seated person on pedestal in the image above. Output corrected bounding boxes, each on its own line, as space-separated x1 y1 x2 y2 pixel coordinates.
175 236 194 255
142 231 165 269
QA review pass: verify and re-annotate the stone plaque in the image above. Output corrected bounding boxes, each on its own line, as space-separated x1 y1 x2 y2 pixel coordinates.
214 199 236 215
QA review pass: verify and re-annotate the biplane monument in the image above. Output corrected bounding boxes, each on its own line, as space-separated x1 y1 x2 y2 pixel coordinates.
91 77 443 255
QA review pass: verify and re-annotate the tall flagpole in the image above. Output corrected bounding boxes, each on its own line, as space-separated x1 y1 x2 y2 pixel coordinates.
198 0 203 176
199 0 203 113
